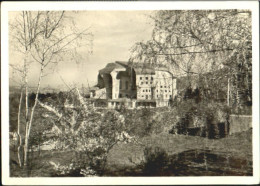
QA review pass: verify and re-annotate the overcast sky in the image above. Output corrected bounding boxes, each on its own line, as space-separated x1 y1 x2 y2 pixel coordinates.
9 11 154 88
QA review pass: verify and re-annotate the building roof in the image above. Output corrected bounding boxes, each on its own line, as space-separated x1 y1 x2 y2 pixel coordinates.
132 67 155 75
99 62 126 74
99 61 173 76
115 61 129 67
117 61 170 75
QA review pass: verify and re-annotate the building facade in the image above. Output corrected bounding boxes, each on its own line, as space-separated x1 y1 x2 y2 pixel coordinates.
91 61 177 108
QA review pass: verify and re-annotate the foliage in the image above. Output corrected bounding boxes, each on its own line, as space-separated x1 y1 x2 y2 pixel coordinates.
123 108 156 137
9 129 252 177
169 98 231 138
130 10 252 109
131 10 251 72
9 11 93 168
141 146 170 176
226 49 252 108
116 107 176 137
39 88 134 176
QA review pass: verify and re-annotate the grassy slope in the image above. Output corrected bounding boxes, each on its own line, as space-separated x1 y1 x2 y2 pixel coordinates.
107 129 252 170
10 130 252 177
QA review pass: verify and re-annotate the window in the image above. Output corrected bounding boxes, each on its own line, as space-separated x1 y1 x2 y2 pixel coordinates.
170 95 172 98
146 77 148 80
146 82 148 84
160 86 163 88
126 94 128 98
140 77 142 80
143 90 145 92
125 81 128 90
151 77 153 80
157 90 158 92
150 82 152 84
165 86 166 88
165 90 167 92
119 94 122 98
146 89 148 92
141 82 143 85
149 89 150 92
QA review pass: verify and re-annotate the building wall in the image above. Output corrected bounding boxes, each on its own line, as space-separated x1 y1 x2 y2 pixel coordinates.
102 74 113 99
136 74 155 100
95 63 177 108
153 70 174 100
111 71 120 99
119 75 133 98
110 67 126 99
135 71 176 103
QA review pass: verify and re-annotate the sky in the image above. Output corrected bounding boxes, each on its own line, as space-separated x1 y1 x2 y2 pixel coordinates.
9 11 154 89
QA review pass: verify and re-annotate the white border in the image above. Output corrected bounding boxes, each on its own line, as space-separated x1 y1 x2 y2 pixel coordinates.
1 1 259 185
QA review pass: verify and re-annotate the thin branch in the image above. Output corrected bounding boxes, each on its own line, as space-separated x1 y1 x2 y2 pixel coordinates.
43 28 91 56
46 11 65 38
153 48 233 56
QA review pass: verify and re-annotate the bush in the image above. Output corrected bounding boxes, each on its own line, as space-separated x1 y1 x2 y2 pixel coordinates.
117 107 179 137
40 89 134 176
170 99 231 138
121 108 158 137
141 146 170 176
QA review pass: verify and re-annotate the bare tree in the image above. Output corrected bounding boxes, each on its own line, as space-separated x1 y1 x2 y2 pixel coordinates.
9 11 93 167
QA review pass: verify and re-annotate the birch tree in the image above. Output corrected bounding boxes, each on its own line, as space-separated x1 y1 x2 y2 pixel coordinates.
130 10 252 107
9 11 93 167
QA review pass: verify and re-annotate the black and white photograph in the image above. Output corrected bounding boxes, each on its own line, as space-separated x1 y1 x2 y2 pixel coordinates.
1 1 259 185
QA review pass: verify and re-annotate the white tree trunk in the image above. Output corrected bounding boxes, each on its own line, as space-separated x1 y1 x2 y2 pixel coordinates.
227 78 230 106
24 57 29 124
24 65 44 166
17 89 23 167
23 53 30 167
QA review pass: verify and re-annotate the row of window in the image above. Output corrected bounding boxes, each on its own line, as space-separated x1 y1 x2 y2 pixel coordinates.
140 76 153 80
139 81 172 86
138 94 172 99
139 83 172 89
159 85 170 88
156 89 171 93
140 89 171 93
140 81 153 85
142 89 151 93
157 94 172 98
142 95 150 97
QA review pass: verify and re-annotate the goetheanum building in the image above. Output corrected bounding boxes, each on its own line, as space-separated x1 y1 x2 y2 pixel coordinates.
91 61 177 108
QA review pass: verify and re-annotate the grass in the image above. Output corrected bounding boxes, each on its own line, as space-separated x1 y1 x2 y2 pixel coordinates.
10 129 252 177
10 149 76 177
107 129 252 170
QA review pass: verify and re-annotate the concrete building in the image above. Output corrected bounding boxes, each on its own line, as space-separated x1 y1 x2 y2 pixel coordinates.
92 61 177 108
